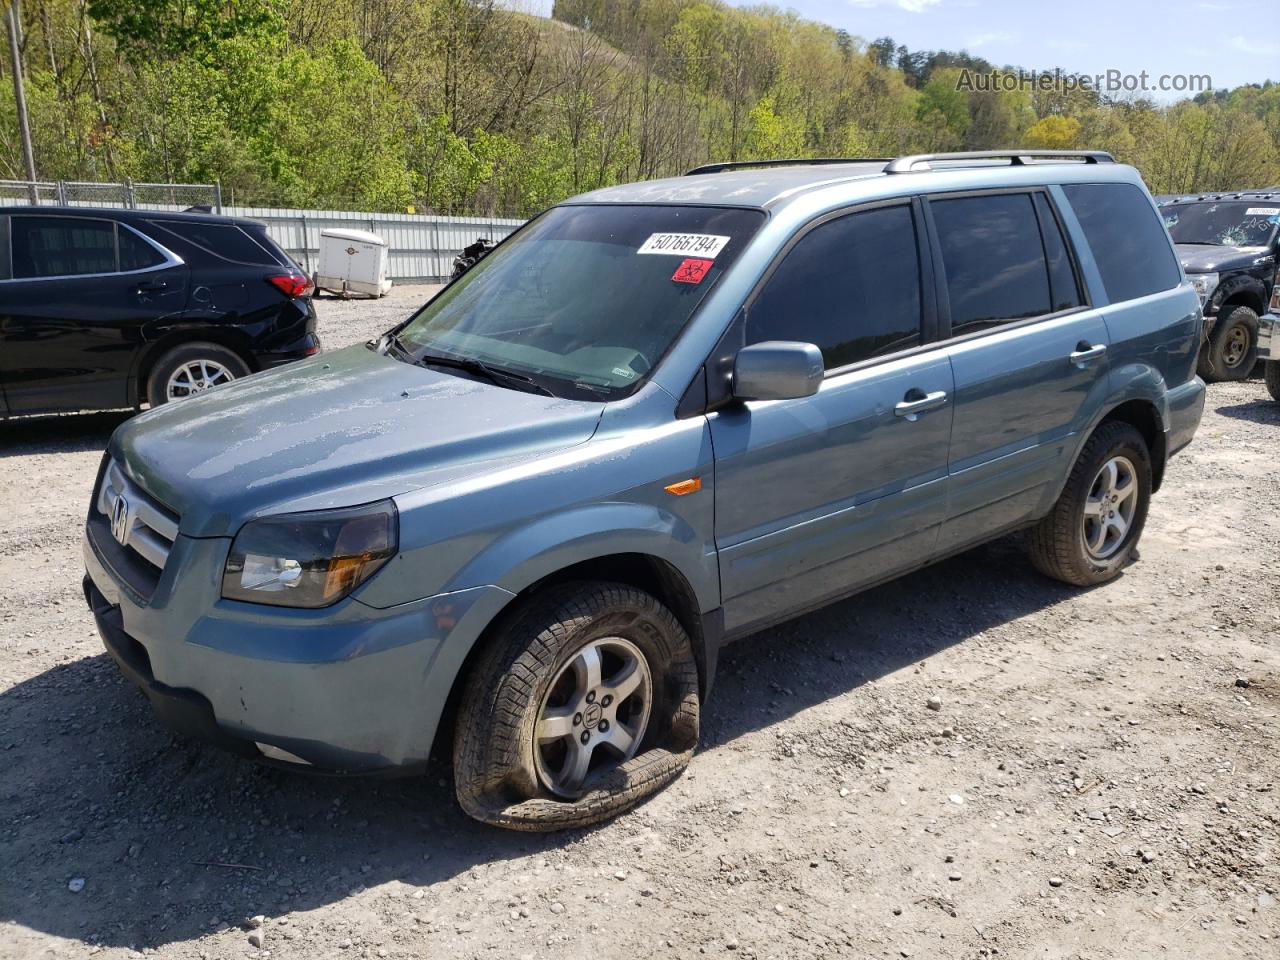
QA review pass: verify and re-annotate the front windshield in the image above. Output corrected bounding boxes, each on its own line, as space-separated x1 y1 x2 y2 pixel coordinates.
1160 201 1280 247
396 204 765 399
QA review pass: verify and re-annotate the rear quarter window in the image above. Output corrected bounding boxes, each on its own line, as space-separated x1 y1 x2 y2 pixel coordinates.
145 220 282 266
1062 183 1181 303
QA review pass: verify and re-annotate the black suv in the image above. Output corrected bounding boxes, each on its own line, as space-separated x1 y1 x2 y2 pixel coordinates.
1158 191 1280 381
0 207 319 417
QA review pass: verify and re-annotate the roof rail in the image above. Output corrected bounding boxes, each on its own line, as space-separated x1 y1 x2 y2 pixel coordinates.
884 150 1115 174
685 157 894 176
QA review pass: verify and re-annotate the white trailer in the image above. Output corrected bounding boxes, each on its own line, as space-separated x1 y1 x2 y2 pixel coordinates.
314 227 392 298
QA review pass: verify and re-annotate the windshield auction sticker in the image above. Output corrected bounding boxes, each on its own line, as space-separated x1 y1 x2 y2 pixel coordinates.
1245 207 1279 215
638 233 731 258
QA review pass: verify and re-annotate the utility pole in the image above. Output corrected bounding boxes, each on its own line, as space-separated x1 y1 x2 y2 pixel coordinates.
5 1 39 202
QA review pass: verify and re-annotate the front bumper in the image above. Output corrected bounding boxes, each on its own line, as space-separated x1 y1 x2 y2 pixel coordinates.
83 518 512 772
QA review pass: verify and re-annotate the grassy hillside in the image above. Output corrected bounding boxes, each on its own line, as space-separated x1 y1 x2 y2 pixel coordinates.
2 0 1276 214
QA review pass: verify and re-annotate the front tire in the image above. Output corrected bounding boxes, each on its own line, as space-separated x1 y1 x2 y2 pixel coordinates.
1028 422 1152 586
453 582 700 831
1199 305 1258 382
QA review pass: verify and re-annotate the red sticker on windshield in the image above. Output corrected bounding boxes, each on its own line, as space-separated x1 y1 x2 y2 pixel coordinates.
672 258 713 285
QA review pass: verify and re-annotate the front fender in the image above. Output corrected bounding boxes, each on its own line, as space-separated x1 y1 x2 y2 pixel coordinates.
452 501 721 614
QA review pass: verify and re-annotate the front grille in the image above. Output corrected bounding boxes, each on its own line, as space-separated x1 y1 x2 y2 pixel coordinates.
95 459 180 574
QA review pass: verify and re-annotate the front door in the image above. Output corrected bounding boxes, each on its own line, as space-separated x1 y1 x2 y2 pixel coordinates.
0 215 188 414
710 201 954 635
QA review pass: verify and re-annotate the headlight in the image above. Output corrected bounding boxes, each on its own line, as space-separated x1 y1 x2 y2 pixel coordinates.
1189 272 1218 305
222 500 398 608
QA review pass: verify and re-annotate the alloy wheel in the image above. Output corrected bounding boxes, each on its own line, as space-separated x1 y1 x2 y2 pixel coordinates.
166 359 236 400
534 637 653 798
1082 455 1138 560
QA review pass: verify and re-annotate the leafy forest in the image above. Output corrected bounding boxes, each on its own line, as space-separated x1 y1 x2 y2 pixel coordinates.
3 0 1278 215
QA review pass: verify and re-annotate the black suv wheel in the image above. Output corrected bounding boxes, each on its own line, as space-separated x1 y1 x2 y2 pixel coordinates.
147 342 251 406
1200 305 1259 382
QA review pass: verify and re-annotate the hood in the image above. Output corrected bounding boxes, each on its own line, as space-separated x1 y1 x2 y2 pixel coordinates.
111 345 605 537
1175 243 1271 274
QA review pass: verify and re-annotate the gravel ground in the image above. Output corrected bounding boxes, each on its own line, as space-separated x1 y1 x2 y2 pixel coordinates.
1 292 1278 960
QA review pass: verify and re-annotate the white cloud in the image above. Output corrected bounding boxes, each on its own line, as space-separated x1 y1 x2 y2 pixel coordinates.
966 31 1017 49
1229 35 1280 56
847 0 944 13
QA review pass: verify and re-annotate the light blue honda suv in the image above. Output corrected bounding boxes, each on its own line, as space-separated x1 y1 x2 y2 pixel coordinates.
84 151 1206 830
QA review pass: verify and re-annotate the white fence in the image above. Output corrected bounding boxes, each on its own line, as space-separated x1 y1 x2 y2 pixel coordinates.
226 207 526 283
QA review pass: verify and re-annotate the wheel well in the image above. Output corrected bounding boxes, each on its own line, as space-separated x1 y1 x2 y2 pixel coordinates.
431 554 709 762
1218 289 1265 316
135 332 258 405
1099 400 1167 491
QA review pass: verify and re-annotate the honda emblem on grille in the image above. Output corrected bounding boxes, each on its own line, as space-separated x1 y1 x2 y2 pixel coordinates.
110 493 131 545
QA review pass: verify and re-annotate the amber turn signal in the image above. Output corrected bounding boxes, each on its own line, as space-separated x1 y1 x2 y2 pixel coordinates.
664 477 703 496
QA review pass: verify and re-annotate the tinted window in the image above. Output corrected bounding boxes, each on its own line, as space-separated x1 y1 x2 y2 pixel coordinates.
747 204 922 369
11 216 116 278
1063 182 1181 302
931 193 1051 335
1034 193 1084 313
147 220 279 265
118 227 166 271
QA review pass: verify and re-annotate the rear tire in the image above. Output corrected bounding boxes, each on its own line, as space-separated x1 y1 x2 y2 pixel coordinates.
1028 422 1152 587
1200 305 1258 382
146 342 250 406
452 582 700 831
1265 360 1280 402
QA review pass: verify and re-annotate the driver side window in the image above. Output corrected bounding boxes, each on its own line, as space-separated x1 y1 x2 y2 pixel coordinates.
746 203 924 370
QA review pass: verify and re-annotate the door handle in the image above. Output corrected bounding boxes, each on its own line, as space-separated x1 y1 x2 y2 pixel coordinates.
1069 342 1107 367
894 389 948 421
136 280 168 293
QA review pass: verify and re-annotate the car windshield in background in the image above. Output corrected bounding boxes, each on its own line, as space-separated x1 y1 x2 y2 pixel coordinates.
396 204 765 400
1159 201 1280 247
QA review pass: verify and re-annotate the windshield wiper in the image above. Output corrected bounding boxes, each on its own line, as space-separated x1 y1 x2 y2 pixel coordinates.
416 350 559 397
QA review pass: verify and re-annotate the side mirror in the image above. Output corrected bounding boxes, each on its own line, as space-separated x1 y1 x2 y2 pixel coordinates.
732 341 824 401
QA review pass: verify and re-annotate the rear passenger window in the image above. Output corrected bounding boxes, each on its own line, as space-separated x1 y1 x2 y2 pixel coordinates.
1034 193 1084 313
930 193 1052 335
747 204 922 369
118 228 166 271
10 216 116 278
1061 182 1181 302
146 220 279 265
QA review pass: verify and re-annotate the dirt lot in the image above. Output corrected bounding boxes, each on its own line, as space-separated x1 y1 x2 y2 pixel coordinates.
2 289 1278 960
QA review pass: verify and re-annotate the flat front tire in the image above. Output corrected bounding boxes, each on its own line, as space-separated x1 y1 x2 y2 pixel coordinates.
452 582 700 831
1028 422 1152 586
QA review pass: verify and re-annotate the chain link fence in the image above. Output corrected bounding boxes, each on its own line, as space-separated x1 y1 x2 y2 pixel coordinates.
0 179 222 210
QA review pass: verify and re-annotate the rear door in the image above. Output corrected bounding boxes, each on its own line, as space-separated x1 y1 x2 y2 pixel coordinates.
0 215 189 414
710 200 954 635
925 189 1111 554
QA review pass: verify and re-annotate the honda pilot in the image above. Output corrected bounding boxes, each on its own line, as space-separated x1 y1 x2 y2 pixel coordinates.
83 151 1206 830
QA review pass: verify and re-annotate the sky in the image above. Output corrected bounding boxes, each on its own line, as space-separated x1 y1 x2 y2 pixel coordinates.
521 0 1278 101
